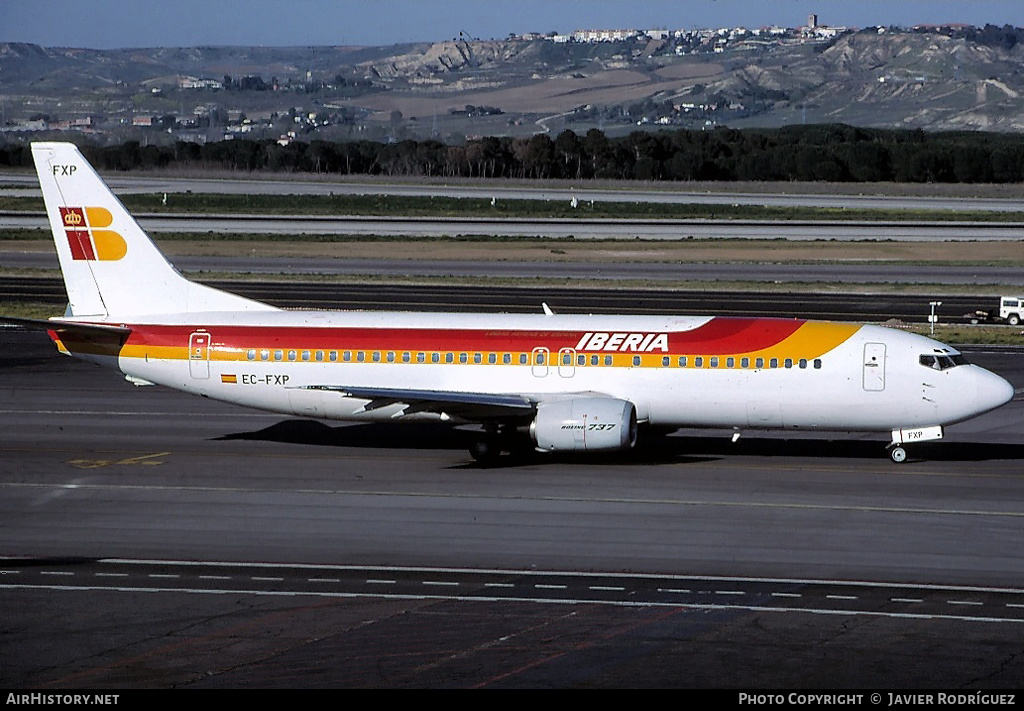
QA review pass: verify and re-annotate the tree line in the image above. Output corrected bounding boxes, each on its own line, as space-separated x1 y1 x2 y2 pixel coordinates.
2 124 1023 183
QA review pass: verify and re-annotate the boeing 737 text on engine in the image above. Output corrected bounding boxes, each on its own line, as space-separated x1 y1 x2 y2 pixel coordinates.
12 143 1015 464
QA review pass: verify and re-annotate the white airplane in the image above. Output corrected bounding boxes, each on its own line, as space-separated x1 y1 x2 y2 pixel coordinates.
16 142 1015 464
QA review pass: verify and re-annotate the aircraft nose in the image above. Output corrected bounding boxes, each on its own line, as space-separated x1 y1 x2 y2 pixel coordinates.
972 367 1015 415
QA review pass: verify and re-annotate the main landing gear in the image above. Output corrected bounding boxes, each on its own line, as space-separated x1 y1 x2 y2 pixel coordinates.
469 425 530 467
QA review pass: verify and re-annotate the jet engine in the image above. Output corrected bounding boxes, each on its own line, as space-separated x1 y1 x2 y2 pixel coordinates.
530 397 638 452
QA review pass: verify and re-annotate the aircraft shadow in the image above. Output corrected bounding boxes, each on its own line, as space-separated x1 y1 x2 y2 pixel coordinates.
215 420 1024 466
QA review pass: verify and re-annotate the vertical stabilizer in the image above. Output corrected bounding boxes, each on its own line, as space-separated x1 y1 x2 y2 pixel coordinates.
32 142 276 318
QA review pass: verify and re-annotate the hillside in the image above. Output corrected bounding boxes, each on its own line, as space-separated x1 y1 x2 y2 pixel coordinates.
1 26 1022 145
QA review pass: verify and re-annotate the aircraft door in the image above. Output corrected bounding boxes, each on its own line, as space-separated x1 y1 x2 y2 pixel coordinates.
531 347 549 378
558 348 576 378
189 331 211 379
862 343 885 391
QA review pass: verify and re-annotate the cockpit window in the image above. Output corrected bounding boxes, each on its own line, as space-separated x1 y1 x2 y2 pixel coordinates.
919 354 967 370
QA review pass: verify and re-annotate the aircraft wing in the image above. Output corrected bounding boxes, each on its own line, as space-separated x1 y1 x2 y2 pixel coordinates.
302 384 537 421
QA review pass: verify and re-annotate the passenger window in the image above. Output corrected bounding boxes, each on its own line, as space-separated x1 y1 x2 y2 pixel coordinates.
446 353 454 364
417 352 425 363
489 353 497 364
301 350 310 361
432 353 440 363
402 352 411 363
632 356 641 366
386 352 395 363
330 351 338 362
741 357 750 368
678 356 687 367
473 353 482 364
504 353 512 365
755 358 764 368
695 357 704 367
357 352 365 362
372 352 381 363
519 353 528 365
769 358 778 368
460 353 468 364
799 359 807 369
784 358 793 368
274 350 283 361
247 349 256 361
710 357 719 368
260 349 269 361
288 350 297 361
662 356 670 367
726 357 735 368
577 354 586 366
813 359 822 369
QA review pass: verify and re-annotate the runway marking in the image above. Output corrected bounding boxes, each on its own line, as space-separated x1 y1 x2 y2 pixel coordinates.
891 597 923 603
67 452 169 469
4 582 1024 624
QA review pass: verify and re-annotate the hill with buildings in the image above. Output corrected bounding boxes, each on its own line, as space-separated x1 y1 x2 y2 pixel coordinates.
1 22 1023 146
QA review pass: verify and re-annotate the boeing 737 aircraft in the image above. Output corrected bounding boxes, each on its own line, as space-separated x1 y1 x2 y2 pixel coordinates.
17 142 1015 463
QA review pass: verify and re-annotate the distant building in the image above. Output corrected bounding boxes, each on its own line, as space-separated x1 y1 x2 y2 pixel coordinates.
573 29 639 43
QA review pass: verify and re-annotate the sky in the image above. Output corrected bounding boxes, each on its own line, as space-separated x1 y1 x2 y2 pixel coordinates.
1 0 1021 49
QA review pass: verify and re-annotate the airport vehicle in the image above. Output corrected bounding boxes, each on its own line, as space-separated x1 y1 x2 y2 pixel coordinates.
966 296 1024 326
18 142 1015 464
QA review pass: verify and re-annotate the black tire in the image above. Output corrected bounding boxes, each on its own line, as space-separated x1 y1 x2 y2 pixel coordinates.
469 439 502 466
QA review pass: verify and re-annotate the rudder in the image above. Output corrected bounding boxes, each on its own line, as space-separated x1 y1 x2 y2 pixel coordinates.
32 142 275 318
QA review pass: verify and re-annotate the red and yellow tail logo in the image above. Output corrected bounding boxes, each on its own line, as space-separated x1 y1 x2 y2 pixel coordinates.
60 207 127 261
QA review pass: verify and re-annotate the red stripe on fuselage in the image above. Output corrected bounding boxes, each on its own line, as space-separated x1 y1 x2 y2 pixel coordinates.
122 318 806 354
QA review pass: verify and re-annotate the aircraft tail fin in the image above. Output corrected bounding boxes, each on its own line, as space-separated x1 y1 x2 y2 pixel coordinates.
31 142 276 318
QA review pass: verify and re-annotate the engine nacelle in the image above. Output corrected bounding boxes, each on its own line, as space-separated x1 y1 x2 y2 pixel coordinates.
530 397 638 452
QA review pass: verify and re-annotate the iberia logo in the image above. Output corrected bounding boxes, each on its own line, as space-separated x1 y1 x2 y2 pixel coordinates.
60 207 127 261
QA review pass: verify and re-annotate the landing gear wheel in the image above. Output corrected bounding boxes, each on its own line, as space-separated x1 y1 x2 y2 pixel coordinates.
890 446 907 463
469 439 502 466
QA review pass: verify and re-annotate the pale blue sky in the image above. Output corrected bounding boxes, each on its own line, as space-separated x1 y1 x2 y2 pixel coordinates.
1 1 1021 48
